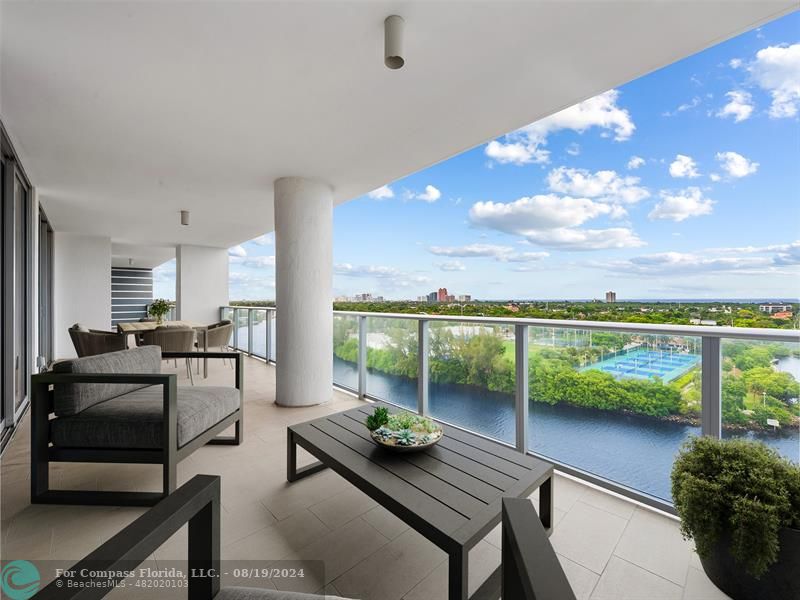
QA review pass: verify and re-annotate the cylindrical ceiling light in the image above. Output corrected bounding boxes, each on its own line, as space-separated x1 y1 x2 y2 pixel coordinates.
384 15 405 70
180 210 190 226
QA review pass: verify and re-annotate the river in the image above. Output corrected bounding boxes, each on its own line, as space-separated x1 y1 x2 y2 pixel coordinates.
240 322 798 501
333 356 800 502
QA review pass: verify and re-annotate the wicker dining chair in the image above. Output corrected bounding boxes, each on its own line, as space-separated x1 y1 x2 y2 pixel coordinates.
141 326 197 384
69 324 127 357
198 320 234 369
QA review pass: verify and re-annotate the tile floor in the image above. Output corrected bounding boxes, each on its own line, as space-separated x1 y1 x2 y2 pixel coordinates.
0 356 730 599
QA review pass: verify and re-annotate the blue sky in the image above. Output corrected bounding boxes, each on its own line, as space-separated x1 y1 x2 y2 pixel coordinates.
156 12 800 302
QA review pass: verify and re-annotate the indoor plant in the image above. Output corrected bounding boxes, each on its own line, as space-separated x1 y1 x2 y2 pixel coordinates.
148 298 173 324
671 436 800 600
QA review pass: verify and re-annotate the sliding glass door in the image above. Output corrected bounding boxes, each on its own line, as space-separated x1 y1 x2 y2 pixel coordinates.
1 124 32 444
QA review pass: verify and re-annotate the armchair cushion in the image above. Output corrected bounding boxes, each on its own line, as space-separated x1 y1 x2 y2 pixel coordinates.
73 322 90 332
50 385 240 449
52 346 162 416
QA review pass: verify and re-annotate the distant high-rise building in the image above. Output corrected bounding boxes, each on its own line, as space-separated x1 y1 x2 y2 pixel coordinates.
437 287 448 302
605 291 617 303
427 291 438 303
458 294 472 302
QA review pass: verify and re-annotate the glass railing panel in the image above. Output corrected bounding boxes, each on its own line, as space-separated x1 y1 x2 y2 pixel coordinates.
427 321 515 445
221 307 234 323
269 312 276 361
333 315 359 391
721 339 799 464
250 309 268 358
364 316 417 410
234 308 249 352
527 327 702 501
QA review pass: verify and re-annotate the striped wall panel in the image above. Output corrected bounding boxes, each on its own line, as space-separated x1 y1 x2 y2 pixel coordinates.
111 267 153 326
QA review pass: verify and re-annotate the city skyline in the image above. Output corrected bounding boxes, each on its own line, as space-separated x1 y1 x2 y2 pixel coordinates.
155 12 800 302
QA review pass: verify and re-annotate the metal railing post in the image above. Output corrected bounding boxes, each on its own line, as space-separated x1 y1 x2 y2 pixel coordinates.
515 324 529 453
266 310 273 363
247 309 254 356
358 316 367 399
701 336 722 438
232 309 239 350
417 320 429 416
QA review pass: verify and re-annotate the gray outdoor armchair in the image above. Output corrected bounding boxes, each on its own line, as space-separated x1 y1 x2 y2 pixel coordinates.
68 324 127 357
199 319 235 368
30 346 243 507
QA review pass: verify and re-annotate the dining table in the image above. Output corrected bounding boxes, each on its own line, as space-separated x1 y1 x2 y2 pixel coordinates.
116 320 210 378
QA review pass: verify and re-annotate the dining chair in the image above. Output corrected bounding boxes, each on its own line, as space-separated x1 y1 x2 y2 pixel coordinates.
69 324 127 357
198 320 234 370
141 326 197 384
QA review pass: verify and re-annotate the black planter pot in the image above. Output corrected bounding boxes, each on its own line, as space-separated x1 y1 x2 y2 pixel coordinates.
699 526 800 600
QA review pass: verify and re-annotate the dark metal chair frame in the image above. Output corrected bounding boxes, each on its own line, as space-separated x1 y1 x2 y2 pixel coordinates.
30 351 244 507
36 476 575 600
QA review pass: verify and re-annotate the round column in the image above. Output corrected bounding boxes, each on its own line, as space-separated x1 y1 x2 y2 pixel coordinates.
274 177 333 407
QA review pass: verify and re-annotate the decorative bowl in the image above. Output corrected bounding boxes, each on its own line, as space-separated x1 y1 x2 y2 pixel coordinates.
369 426 443 452
365 409 443 452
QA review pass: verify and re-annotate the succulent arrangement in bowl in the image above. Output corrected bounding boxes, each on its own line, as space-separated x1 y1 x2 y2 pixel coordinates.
364 406 443 452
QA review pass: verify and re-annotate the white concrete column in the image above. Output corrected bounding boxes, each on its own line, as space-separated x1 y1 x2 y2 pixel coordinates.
176 245 229 324
274 177 333 407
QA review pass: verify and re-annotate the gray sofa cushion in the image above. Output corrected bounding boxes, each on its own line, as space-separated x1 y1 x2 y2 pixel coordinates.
50 385 240 449
215 587 352 600
53 346 162 416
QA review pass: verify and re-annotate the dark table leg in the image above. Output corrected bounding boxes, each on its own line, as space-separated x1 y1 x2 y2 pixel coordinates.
449 546 468 600
286 429 328 483
539 475 553 535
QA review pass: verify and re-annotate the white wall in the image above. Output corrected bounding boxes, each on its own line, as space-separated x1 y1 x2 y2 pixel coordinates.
176 245 228 324
53 233 111 359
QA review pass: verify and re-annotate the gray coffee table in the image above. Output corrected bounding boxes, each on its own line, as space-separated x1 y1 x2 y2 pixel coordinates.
287 402 553 600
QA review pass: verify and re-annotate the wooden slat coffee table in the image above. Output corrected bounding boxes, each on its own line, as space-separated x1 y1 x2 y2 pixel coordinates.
287 402 553 600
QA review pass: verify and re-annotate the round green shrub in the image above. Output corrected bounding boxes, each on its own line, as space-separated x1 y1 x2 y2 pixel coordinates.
671 436 800 578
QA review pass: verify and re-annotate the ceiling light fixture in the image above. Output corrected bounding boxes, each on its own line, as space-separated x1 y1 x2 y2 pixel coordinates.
180 210 190 226
384 15 405 70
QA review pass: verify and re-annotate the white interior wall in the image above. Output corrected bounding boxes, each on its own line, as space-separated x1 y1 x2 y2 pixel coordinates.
176 245 228 324
53 233 111 359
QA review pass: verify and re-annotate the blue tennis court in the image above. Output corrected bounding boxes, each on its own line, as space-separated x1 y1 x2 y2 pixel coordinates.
583 349 700 382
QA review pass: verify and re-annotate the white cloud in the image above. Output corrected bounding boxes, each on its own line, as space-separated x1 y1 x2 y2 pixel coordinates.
668 154 700 178
627 156 645 170
368 185 394 200
468 194 643 251
428 243 549 263
251 233 273 246
708 240 800 266
485 140 548 165
729 58 743 69
662 96 701 117
648 187 714 222
485 89 634 166
231 255 275 268
416 185 441 203
715 151 758 179
335 263 430 289
470 194 611 233
603 252 771 277
228 245 247 257
709 173 721 182
546 167 649 204
716 90 754 122
436 260 467 272
749 44 800 118
523 227 644 250
566 143 581 156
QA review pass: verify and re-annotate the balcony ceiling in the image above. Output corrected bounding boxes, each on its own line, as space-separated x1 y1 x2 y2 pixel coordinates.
1 1 794 252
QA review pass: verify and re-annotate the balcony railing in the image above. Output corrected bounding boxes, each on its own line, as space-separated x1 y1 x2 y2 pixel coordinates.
221 305 800 512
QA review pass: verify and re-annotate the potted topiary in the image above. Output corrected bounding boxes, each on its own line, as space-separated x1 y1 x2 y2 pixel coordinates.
148 298 173 325
671 436 800 600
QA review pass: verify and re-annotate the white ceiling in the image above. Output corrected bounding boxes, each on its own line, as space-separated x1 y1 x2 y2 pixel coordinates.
2 1 794 253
